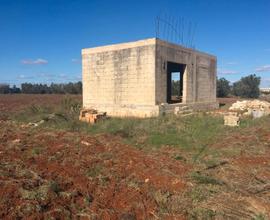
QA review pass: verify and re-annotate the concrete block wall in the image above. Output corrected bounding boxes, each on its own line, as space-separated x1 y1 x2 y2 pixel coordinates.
155 40 194 104
155 39 217 105
82 38 217 117
196 56 217 102
82 39 157 117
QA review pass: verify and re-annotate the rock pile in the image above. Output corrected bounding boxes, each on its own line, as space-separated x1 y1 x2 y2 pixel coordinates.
224 112 240 127
229 100 270 117
223 99 270 126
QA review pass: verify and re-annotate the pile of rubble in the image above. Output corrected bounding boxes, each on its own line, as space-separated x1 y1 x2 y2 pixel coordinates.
224 112 240 127
229 100 270 117
224 100 270 127
79 109 107 124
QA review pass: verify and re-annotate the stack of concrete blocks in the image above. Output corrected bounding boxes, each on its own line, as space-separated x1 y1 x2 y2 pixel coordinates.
82 38 218 117
224 112 240 127
79 109 106 124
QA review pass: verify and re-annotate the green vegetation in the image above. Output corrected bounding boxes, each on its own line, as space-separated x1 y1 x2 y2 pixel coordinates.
86 164 103 178
188 185 217 203
217 77 231 97
4 95 270 219
232 74 261 98
153 190 171 213
0 83 20 94
217 74 261 98
253 214 267 220
12 96 270 165
174 155 186 161
191 172 224 185
13 100 225 152
50 181 62 194
31 147 42 156
86 113 224 152
172 79 182 97
21 82 82 94
0 82 82 94
189 208 216 219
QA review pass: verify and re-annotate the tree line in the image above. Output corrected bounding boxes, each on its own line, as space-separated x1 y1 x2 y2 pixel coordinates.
217 74 261 98
0 74 262 98
0 82 82 94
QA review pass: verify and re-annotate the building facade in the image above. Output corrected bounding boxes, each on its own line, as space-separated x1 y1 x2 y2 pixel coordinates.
82 38 217 117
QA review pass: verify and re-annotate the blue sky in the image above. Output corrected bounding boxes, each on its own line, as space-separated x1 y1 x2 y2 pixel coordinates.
0 0 269 87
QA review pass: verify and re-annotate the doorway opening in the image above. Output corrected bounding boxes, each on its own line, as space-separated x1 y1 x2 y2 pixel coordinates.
167 62 186 104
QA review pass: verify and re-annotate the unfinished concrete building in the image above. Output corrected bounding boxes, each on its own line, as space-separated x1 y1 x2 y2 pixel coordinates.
82 38 218 117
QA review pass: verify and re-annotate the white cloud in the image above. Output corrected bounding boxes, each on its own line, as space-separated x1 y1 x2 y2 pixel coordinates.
15 72 81 83
17 74 35 79
255 65 270 72
226 61 238 65
38 73 54 77
18 74 26 79
21 58 48 65
59 73 67 78
71 58 81 63
217 69 238 75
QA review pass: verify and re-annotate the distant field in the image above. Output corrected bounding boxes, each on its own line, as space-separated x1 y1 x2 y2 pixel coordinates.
0 94 81 112
0 94 269 219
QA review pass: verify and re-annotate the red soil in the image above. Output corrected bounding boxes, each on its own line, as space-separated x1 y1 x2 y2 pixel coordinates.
1 94 270 219
0 125 189 219
0 94 81 112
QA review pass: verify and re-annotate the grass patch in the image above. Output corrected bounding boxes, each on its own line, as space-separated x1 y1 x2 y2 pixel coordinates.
12 97 81 126
174 155 186 161
50 180 62 194
31 147 42 156
189 186 213 203
191 172 224 185
86 164 103 178
84 195 93 205
189 208 216 219
240 115 270 128
0 112 9 121
12 101 226 154
11 96 270 164
152 190 171 213
253 214 267 220
185 184 220 209
87 113 225 152
127 179 141 190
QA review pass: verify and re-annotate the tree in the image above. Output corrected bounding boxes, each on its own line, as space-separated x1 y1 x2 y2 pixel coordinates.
21 83 33 93
232 74 261 98
74 81 82 94
172 80 181 96
10 85 21 93
217 77 231 97
0 84 10 94
21 82 82 94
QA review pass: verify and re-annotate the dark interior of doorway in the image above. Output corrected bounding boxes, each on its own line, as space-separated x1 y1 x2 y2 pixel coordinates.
167 61 186 104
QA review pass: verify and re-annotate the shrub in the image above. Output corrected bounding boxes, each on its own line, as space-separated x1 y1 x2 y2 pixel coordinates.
191 172 224 185
232 74 261 98
217 78 231 97
0 84 10 94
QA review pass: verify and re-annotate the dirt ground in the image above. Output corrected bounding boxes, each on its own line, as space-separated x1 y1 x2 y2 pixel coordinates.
0 95 269 219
